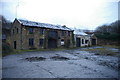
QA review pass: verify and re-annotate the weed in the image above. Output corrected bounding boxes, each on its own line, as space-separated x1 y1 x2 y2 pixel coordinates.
82 48 118 56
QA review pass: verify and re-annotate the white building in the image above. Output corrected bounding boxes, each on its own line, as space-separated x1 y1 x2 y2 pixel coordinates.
74 29 97 47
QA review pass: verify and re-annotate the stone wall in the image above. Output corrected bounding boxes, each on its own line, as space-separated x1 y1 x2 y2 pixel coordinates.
11 19 74 50
11 19 22 49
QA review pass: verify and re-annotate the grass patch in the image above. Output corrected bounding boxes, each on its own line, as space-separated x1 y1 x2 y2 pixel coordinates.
2 50 20 57
16 47 81 52
17 48 67 52
101 45 120 49
2 47 75 57
82 48 118 56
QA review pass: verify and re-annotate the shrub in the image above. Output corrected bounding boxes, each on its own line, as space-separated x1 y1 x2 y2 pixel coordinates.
95 33 120 41
2 42 13 56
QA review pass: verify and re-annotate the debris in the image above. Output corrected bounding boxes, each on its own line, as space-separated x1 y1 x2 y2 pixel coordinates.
25 57 46 62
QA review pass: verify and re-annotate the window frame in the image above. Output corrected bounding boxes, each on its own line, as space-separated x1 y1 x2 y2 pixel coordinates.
61 31 64 36
13 29 14 34
29 28 33 34
82 39 84 44
40 29 44 35
29 38 34 46
17 28 19 33
85 40 88 44
68 31 70 36
39 39 44 47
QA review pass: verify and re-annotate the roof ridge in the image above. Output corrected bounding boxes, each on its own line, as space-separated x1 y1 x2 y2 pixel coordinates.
18 19 58 26
16 19 73 31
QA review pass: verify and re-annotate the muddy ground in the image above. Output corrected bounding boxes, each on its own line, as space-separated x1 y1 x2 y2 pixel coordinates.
2 46 119 78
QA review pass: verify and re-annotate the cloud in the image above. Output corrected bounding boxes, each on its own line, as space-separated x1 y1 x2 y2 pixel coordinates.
0 0 118 30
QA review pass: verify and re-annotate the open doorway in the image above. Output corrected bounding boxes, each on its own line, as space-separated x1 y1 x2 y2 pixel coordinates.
14 41 16 49
48 30 58 48
76 38 81 47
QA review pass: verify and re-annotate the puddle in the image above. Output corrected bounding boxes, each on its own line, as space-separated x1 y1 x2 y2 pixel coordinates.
50 56 70 61
25 57 46 62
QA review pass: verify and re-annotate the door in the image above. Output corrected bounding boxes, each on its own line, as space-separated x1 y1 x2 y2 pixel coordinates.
92 39 96 45
48 39 57 48
14 41 16 49
76 38 81 47
48 30 58 48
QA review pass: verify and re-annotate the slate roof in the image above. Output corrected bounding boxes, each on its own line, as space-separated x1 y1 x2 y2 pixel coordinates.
74 29 88 36
17 19 73 31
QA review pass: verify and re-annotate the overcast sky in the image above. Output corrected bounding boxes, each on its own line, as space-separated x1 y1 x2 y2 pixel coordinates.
0 0 119 30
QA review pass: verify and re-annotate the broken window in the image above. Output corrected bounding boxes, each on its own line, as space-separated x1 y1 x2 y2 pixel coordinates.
29 28 33 34
39 39 44 47
29 38 34 46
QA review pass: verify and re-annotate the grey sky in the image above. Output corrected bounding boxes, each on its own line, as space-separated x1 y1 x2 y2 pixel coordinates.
0 0 119 30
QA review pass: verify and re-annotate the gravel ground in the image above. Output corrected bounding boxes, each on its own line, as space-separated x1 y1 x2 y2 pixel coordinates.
2 46 119 78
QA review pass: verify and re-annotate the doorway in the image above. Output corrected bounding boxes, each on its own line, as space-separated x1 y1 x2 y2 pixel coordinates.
48 39 57 48
48 30 58 48
14 41 16 49
76 38 81 47
92 39 96 45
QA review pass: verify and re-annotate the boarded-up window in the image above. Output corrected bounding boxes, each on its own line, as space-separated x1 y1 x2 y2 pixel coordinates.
39 39 44 47
29 38 34 46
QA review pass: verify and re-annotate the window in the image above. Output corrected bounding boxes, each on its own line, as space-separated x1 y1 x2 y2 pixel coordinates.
13 29 14 34
40 29 44 35
61 31 64 36
85 40 88 44
2 34 6 40
39 39 44 47
82 39 84 44
68 31 70 36
29 38 34 46
48 31 57 39
29 28 33 34
17 28 19 33
61 39 64 46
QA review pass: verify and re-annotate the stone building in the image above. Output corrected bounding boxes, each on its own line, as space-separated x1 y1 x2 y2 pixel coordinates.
11 19 74 50
74 29 97 47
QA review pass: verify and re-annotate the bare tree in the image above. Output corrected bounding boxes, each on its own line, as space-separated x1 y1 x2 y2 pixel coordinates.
95 20 120 34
